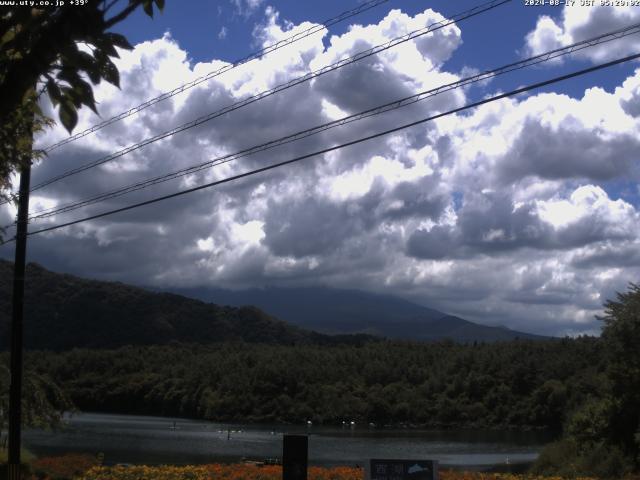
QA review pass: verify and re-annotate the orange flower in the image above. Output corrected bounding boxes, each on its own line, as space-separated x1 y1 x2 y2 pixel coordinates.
72 462 612 480
31 453 98 479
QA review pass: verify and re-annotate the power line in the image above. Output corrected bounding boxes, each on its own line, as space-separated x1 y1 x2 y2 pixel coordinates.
25 0 511 195
24 22 640 223
16 51 639 239
41 0 391 153
4 19 637 232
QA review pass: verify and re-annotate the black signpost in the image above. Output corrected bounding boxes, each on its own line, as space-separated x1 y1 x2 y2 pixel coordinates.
368 459 439 480
283 434 308 480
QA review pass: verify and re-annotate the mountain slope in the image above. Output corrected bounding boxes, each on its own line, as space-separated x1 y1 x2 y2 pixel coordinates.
170 286 548 342
172 286 443 334
0 260 546 349
0 261 360 350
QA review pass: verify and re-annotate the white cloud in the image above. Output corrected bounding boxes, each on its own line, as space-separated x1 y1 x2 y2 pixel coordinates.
524 5 640 62
524 15 568 57
536 185 636 230
197 237 215 252
231 0 264 17
616 68 640 116
8 6 640 338
439 81 640 186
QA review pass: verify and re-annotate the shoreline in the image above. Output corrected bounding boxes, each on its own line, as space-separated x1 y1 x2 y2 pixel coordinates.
59 410 555 435
24 412 542 472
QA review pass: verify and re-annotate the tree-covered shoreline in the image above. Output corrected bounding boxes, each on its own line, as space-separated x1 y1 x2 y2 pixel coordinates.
16 337 602 431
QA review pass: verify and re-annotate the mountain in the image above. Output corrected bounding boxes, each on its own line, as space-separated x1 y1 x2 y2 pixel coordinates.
169 286 548 342
0 260 545 349
0 260 371 351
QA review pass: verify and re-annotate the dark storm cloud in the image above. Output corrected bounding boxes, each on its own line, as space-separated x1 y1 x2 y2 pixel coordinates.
262 195 361 258
262 170 449 259
498 118 640 183
405 225 456 260
406 187 638 260
3 5 640 338
571 242 640 269
406 191 555 259
383 179 448 220
313 49 416 115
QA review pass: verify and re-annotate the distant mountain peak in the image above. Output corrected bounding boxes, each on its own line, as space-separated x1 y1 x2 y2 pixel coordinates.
0 260 372 351
0 260 547 348
169 285 548 342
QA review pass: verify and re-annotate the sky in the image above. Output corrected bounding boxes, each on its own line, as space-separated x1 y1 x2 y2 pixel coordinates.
3 0 640 336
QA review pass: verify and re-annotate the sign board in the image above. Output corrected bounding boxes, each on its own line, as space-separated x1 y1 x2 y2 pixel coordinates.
367 459 439 480
283 434 308 480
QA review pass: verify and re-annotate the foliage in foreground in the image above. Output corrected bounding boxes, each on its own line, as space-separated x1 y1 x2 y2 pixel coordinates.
75 464 605 480
29 453 98 480
0 359 73 442
0 447 34 464
80 464 360 480
532 437 633 479
0 1 166 203
7 454 627 480
530 283 640 477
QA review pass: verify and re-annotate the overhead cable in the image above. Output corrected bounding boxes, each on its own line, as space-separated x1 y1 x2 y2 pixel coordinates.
25 0 511 195
42 0 391 153
24 22 640 222
14 51 639 239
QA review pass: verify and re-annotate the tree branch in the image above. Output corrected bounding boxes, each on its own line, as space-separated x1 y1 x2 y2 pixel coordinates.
104 1 141 29
104 0 123 14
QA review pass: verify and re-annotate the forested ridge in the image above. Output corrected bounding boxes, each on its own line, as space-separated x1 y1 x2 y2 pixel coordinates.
0 260 374 350
20 337 602 431
0 260 542 348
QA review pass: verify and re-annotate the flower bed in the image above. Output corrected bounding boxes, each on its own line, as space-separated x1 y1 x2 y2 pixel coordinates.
26 456 637 480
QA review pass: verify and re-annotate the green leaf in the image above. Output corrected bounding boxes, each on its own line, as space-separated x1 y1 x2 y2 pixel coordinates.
100 57 120 88
60 86 81 109
59 100 78 133
142 0 154 17
46 79 62 107
61 50 102 84
85 68 101 85
72 78 98 113
32 102 44 117
1 27 15 46
94 39 118 58
72 50 98 70
154 0 165 10
56 66 82 87
103 32 133 51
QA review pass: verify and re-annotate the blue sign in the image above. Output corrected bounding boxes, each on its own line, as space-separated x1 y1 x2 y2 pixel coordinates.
368 459 438 480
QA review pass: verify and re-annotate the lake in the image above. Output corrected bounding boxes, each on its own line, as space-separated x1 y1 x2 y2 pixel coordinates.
24 412 551 469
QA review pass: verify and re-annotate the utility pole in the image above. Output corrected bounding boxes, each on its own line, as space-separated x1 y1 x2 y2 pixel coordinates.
7 159 31 480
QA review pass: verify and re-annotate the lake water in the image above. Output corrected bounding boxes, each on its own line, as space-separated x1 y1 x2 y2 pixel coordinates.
24 412 551 469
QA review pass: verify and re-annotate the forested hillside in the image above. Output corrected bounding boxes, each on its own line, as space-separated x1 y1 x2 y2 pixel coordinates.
0 260 545 348
22 337 602 431
0 260 371 350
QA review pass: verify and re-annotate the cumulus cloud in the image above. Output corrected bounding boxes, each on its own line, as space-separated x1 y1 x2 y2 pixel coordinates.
438 82 640 187
312 8 462 114
524 5 640 62
407 185 639 259
4 5 640 338
231 0 265 17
